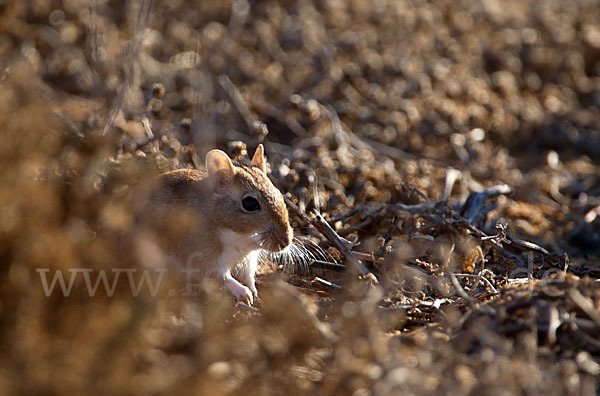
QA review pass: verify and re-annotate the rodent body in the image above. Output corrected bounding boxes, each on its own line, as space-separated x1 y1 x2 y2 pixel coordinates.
143 145 292 304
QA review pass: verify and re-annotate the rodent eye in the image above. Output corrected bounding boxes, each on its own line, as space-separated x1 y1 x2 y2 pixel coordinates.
241 196 261 212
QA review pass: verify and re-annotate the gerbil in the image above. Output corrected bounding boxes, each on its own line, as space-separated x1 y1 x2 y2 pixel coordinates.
143 145 293 304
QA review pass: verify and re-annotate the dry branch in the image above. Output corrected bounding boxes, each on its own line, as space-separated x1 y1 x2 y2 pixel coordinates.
311 277 342 291
568 289 600 329
461 184 513 223
312 212 379 284
219 75 267 138
285 196 379 284
310 260 346 272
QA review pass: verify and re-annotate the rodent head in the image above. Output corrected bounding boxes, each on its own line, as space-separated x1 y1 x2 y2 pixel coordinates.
205 145 293 253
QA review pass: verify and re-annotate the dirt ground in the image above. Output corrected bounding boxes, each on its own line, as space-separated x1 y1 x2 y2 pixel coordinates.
0 0 599 395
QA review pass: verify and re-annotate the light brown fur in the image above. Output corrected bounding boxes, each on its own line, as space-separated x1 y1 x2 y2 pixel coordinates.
139 145 292 304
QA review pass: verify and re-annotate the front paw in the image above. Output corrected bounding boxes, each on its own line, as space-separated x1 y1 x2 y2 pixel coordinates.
228 282 254 305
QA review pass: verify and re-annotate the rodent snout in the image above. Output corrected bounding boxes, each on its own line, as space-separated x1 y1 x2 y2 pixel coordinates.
280 226 293 250
269 225 293 252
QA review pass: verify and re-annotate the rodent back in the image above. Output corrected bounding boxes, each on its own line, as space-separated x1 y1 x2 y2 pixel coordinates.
150 168 209 204
134 168 214 261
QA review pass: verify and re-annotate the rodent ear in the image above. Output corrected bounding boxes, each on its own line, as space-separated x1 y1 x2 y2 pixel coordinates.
205 149 236 186
251 144 267 174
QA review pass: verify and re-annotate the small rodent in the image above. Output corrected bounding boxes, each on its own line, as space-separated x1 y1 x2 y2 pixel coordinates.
145 145 293 304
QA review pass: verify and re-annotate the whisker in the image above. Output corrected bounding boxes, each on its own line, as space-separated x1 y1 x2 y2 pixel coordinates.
268 235 334 277
296 236 337 263
256 233 337 280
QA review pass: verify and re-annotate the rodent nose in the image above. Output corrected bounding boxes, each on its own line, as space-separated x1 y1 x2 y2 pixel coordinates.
282 225 293 248
275 225 293 251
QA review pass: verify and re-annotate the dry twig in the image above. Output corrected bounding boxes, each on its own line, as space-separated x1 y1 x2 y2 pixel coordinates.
568 289 600 329
219 75 267 138
285 196 379 284
312 212 379 284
